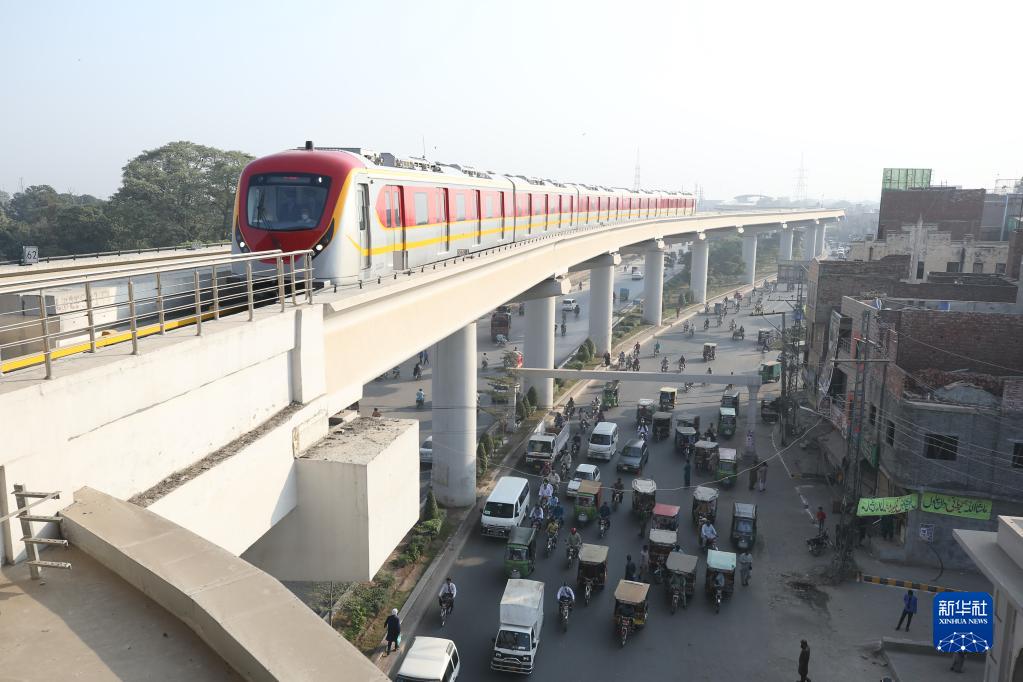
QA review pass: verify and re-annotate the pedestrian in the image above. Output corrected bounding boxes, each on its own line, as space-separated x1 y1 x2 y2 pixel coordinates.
603 351 611 367
880 514 895 541
895 589 917 632
684 459 692 488
676 305 681 318
757 460 768 492
422 349 429 366
384 608 401 654
625 554 637 581
417 351 424 365
950 650 965 673
371 407 382 418
413 362 422 380
797 639 811 682
639 545 649 580
815 506 826 535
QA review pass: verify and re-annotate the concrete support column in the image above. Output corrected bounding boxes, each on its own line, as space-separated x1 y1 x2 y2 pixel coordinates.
779 228 794 261
642 249 665 325
804 227 818 262
741 233 758 285
690 239 709 304
815 224 826 258
432 323 477 507
745 385 759 458
524 296 555 408
588 262 614 356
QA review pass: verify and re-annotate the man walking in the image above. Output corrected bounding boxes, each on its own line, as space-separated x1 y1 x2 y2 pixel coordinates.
815 506 827 535
384 608 401 655
625 554 637 581
757 460 768 492
797 639 811 682
895 589 917 632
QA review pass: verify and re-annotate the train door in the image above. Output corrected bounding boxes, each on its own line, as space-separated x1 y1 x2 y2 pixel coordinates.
442 188 451 252
474 190 482 245
357 183 372 272
389 186 407 271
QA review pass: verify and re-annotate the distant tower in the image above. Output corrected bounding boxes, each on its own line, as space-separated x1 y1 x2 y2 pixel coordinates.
633 148 641 192
794 154 808 205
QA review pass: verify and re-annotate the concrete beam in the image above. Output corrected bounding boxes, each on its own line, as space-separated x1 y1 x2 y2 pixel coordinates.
568 252 621 273
511 367 762 388
662 233 699 245
511 277 572 302
619 239 665 255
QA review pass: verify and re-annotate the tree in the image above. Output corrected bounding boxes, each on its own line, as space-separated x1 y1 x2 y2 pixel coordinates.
709 238 744 278
107 141 253 247
53 204 118 254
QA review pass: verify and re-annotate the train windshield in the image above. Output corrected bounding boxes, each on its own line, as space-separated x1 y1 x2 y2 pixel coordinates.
247 173 331 231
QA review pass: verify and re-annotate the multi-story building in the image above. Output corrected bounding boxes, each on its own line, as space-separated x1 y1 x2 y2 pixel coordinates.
848 222 1011 279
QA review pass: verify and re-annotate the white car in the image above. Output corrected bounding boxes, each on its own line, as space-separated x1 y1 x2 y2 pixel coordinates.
419 436 433 465
631 268 643 280
561 298 577 310
566 463 600 499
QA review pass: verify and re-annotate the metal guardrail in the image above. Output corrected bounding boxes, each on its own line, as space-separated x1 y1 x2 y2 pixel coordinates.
0 241 231 266
0 250 313 378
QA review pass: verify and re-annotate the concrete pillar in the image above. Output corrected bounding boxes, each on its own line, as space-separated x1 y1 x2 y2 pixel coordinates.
779 228 794 261
588 261 614 356
804 227 818 262
690 238 709 304
432 323 477 507
524 296 555 408
642 248 665 325
815 224 826 258
741 233 758 286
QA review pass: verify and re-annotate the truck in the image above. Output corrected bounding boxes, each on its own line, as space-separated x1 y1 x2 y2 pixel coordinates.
525 413 570 470
491 579 544 674
491 305 512 342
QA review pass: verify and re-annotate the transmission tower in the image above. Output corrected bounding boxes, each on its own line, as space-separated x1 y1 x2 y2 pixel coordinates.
794 154 808 205
633 148 641 192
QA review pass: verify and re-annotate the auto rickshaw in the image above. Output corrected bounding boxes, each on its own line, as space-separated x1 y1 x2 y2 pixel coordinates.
676 413 701 434
504 526 537 578
575 480 602 524
577 543 609 605
651 503 680 531
720 389 740 410
691 485 719 525
613 580 649 647
674 425 698 456
760 397 780 424
636 398 655 426
705 549 736 614
756 329 772 348
665 551 698 613
601 381 620 409
658 387 677 411
713 301 723 316
759 360 781 383
702 342 717 361
693 440 719 472
648 528 678 583
731 327 745 341
730 502 758 550
651 411 672 442
718 407 737 439
717 448 738 488
631 478 657 520
503 348 523 368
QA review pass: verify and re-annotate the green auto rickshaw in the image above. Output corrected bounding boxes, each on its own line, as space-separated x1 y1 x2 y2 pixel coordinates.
575 480 603 525
716 447 738 488
720 389 740 410
602 381 621 409
759 360 781 383
504 526 537 578
718 407 737 438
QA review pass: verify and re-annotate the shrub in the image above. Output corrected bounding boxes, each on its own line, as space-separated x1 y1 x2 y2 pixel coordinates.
584 338 596 356
423 488 439 521
566 361 584 370
477 443 489 479
480 433 494 456
416 518 443 537
526 386 538 408
516 398 528 420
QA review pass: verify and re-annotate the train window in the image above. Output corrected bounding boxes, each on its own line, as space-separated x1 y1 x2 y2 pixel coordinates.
485 195 494 219
247 173 331 231
414 192 429 226
467 192 477 221
455 194 466 221
533 195 544 216
383 190 392 227
436 189 446 223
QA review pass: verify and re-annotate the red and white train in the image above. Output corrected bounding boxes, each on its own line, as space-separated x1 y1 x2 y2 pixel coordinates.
232 142 696 285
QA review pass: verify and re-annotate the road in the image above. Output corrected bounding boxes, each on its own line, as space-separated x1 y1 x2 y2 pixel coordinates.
390 285 941 681
361 257 665 501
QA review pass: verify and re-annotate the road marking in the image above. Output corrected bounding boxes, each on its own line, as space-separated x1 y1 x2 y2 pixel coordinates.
858 573 960 594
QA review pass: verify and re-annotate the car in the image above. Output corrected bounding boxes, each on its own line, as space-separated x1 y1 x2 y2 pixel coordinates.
561 298 577 310
419 436 433 465
631 267 643 280
616 438 649 474
566 463 601 499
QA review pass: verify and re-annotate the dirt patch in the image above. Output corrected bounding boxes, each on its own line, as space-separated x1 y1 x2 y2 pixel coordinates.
786 576 831 611
129 403 304 507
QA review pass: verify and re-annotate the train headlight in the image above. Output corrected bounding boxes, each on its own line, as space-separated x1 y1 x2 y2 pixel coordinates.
315 244 323 252
238 241 246 249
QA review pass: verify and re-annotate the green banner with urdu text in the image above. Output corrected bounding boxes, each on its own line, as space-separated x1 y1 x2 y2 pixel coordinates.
920 492 992 520
856 494 918 516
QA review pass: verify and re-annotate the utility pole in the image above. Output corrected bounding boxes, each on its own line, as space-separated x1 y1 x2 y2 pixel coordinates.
836 310 872 576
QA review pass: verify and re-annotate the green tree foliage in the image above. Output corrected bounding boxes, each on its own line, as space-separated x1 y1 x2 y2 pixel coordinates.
0 185 113 260
525 386 538 408
423 488 440 520
708 238 745 278
108 141 253 247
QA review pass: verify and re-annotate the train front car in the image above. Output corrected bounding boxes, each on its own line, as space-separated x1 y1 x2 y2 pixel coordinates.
233 146 364 284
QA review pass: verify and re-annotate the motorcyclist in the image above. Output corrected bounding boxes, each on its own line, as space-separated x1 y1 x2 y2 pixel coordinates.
566 397 575 415
598 500 612 530
560 322 566 337
632 357 640 372
678 355 686 372
574 304 580 317
738 550 753 586
551 497 565 526
654 341 660 355
603 351 612 366
612 477 625 505
439 577 458 612
545 517 560 545
633 342 641 356
554 412 565 429
703 318 710 331
730 319 736 331
713 571 725 594
618 350 626 367
596 409 605 423
739 325 745 336
661 357 669 372
415 388 425 408
571 433 582 454
700 519 718 550
556 582 576 612
567 527 583 559
529 504 545 526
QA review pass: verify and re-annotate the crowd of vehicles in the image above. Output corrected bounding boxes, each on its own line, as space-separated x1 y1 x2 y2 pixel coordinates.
232 144 696 285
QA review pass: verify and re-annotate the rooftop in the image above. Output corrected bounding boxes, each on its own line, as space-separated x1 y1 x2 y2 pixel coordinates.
300 417 413 463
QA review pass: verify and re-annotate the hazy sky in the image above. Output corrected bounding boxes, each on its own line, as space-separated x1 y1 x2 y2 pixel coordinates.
3 1 1021 202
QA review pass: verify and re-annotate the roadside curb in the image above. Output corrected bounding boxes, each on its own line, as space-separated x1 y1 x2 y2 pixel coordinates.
858 572 960 594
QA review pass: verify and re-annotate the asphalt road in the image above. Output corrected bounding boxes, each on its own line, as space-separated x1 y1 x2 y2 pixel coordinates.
391 287 920 681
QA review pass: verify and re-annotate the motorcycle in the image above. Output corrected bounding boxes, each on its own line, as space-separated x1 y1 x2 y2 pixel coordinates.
715 316 723 327
545 532 557 558
653 342 660 356
580 417 590 432
729 319 736 331
807 530 830 556
559 597 572 632
611 488 624 511
440 594 454 627
599 516 610 538
703 319 710 331
661 358 669 372
714 586 723 614
566 544 579 568
571 440 581 456
561 323 566 337
618 617 632 648
583 577 594 605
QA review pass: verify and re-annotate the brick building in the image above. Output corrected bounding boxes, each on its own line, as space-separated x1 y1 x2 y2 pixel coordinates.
818 294 1023 568
848 223 1011 279
878 187 986 241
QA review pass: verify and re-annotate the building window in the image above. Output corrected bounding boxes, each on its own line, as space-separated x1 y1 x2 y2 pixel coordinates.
924 434 958 461
945 262 960 273
995 263 1006 274
1014 442 1023 468
885 420 895 446
869 404 877 426
916 261 925 279
972 262 984 273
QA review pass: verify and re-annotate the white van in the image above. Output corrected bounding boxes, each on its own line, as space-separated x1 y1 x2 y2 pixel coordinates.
561 298 577 310
396 637 460 682
481 476 530 538
587 422 619 461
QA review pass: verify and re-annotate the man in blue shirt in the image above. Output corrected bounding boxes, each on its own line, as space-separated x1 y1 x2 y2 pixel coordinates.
895 589 917 631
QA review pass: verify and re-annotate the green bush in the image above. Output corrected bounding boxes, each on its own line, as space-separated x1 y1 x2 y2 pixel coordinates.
526 386 538 408
516 398 528 420
416 518 443 537
554 378 564 390
480 433 494 456
584 338 596 356
477 445 489 481
423 488 439 521
566 361 584 370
